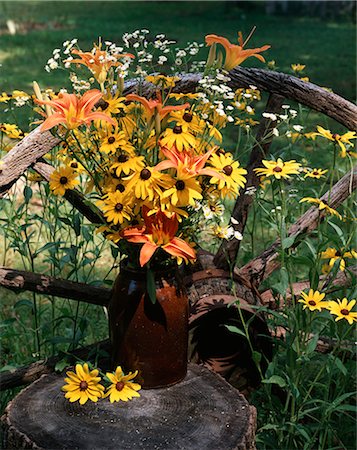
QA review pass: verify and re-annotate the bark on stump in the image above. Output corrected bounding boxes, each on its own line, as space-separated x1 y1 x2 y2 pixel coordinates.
1 364 256 450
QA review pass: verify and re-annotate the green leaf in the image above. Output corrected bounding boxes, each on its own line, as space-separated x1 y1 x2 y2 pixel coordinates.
72 213 81 237
282 235 296 250
334 356 347 376
262 375 287 388
328 221 345 245
23 185 33 203
146 268 156 304
55 359 69 373
224 325 247 338
33 242 60 258
252 351 262 365
14 299 34 310
272 267 289 296
306 334 319 354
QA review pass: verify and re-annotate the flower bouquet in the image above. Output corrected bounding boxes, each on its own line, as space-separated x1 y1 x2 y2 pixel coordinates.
32 29 270 386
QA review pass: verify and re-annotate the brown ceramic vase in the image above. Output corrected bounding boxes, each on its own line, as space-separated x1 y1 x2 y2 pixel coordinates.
108 263 188 389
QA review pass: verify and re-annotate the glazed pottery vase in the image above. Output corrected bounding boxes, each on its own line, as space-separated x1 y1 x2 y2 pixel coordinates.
108 262 188 388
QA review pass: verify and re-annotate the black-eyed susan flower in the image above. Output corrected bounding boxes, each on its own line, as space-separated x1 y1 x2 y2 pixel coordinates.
254 158 301 180
168 110 204 134
62 363 105 405
160 124 197 152
100 130 134 155
321 247 357 271
161 175 203 207
104 366 141 403
49 166 79 196
312 126 357 158
327 298 357 325
299 197 342 220
125 166 170 202
110 154 145 177
298 289 328 311
291 63 306 73
98 191 132 225
146 74 180 89
304 168 328 179
209 152 247 194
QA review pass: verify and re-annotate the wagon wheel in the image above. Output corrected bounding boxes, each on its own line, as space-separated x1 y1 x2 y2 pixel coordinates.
0 67 356 392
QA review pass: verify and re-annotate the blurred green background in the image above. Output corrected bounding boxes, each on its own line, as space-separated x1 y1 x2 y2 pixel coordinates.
0 0 356 100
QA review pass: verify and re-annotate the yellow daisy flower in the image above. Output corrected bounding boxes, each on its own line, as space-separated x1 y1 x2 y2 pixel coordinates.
110 155 145 178
104 366 141 403
98 191 132 225
146 74 180 89
254 158 301 180
304 168 328 179
0 123 24 139
169 92 201 101
168 110 204 134
162 175 203 207
49 166 79 196
313 126 357 158
298 289 328 311
160 124 196 152
327 298 357 325
209 152 247 193
291 63 306 72
100 130 134 155
321 247 357 272
62 363 105 405
125 166 170 202
299 197 342 220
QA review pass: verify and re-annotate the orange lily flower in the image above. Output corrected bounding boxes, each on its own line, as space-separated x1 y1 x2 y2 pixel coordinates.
36 89 116 131
156 146 223 180
67 46 134 84
126 92 190 121
122 206 196 266
205 32 270 70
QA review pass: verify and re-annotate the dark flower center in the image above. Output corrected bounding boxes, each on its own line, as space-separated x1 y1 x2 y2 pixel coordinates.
116 381 125 391
173 125 182 134
332 133 340 140
140 168 151 180
118 154 128 163
60 176 68 185
115 203 123 212
312 170 319 176
70 162 78 168
340 308 349 315
335 251 342 257
273 166 283 173
175 180 186 191
108 136 116 144
100 100 109 110
79 381 88 391
308 300 316 306
116 183 125 193
183 112 193 123
223 165 233 176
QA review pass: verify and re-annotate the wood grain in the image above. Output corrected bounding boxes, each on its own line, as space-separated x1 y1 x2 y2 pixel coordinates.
2 364 256 450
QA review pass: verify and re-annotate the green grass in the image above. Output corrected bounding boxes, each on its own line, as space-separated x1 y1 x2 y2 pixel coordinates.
0 0 355 100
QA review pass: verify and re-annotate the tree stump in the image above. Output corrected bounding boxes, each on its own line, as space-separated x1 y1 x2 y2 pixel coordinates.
1 364 256 450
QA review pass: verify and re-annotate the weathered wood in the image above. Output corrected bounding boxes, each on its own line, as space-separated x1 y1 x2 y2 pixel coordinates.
214 93 285 270
260 265 357 309
239 167 357 284
126 69 357 130
0 266 111 306
0 128 61 197
1 364 256 450
228 67 357 130
0 340 110 392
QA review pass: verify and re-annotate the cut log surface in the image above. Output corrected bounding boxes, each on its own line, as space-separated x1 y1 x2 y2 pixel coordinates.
2 364 256 450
